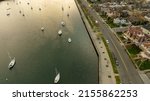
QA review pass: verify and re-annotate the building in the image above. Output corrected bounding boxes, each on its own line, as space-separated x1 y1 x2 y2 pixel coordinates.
140 43 150 59
144 13 150 22
113 18 131 25
124 26 150 59
125 27 144 45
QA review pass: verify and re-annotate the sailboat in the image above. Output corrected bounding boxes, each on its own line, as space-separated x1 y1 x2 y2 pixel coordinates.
41 27 44 31
8 57 16 69
68 38 72 43
54 68 60 83
7 52 16 69
61 21 65 26
58 29 62 36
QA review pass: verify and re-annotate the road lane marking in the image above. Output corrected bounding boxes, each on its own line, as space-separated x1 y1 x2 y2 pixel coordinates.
83 0 132 83
106 30 132 83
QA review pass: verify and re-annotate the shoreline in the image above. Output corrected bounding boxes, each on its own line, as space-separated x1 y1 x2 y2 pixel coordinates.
74 0 101 83
75 0 116 84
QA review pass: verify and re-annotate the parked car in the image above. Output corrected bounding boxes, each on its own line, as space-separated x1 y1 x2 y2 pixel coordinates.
115 60 119 66
95 20 98 24
106 40 109 44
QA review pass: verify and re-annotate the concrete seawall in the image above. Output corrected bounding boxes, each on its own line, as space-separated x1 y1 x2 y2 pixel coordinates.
74 0 101 83
75 0 116 84
74 0 99 57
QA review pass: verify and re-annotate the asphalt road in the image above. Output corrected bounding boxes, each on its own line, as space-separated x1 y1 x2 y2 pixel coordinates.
79 0 143 84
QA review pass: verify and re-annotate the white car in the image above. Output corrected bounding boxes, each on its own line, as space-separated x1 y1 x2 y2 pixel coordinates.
95 20 98 24
106 40 109 44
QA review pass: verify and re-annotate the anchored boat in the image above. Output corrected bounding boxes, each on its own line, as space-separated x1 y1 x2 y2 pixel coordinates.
58 29 62 36
41 27 44 31
61 21 65 26
54 68 60 83
68 38 72 43
8 57 16 69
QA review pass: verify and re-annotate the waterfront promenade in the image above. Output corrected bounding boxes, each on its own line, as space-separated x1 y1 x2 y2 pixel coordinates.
75 0 116 84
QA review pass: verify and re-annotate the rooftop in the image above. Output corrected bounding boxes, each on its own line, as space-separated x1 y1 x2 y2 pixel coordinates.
128 26 143 35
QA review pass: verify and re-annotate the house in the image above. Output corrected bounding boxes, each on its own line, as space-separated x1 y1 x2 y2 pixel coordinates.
144 13 150 22
120 10 129 18
100 6 111 14
113 18 131 25
140 43 150 59
124 26 150 59
124 26 149 45
100 2 127 18
113 18 120 24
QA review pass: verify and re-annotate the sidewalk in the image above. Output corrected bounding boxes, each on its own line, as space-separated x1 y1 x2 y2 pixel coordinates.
138 71 150 84
98 12 150 84
75 0 116 84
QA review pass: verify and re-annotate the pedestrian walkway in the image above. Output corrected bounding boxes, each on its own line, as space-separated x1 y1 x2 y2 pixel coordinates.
75 0 116 84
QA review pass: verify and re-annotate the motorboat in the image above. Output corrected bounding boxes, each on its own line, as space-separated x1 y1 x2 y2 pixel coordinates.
8 57 16 69
61 21 65 26
68 38 72 43
58 30 62 36
6 78 8 80
41 27 44 31
54 68 60 83
54 73 60 83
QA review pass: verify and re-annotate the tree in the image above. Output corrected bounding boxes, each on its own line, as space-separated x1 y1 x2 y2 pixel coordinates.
96 32 102 39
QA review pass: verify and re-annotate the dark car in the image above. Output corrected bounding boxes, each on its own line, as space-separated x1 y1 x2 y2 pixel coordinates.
115 60 119 66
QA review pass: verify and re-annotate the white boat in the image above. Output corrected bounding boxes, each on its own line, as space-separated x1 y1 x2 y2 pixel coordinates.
61 21 65 26
58 30 62 36
68 38 72 43
8 57 16 69
54 68 60 83
54 73 60 83
6 78 8 80
41 27 44 31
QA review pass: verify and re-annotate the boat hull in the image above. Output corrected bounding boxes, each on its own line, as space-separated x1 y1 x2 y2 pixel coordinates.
54 73 60 83
8 58 16 69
